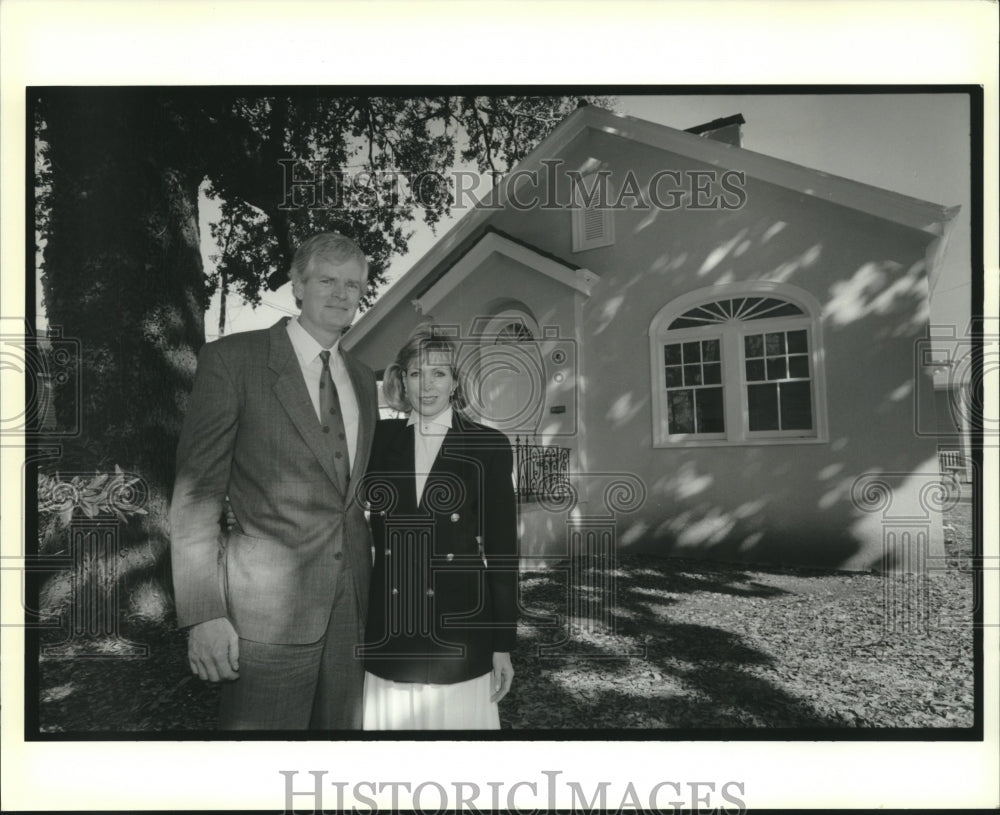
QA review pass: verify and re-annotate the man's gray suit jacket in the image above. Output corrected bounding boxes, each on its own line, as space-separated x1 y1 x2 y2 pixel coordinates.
170 317 377 644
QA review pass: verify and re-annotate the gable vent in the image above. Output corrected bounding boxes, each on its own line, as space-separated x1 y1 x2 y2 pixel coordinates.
572 199 615 252
583 206 606 240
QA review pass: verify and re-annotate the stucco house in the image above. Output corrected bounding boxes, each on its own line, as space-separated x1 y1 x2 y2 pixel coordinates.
344 105 959 573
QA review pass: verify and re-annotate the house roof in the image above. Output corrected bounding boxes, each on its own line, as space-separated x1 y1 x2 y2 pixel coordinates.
684 113 747 135
412 226 581 302
345 104 959 350
412 229 598 317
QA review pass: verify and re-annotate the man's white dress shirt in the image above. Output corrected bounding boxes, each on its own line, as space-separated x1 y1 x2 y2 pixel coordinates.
287 318 360 469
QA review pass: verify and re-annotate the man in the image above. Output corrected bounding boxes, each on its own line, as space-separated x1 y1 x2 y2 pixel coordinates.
169 232 377 730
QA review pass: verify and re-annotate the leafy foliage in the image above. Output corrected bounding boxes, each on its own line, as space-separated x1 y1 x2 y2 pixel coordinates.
39 465 147 523
36 91 616 333
455 96 598 174
37 466 148 554
197 93 615 305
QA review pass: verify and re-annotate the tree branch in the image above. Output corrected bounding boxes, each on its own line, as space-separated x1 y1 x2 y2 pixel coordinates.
467 97 498 176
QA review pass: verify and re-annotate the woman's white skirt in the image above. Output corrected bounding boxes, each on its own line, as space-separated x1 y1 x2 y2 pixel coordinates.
362 671 500 730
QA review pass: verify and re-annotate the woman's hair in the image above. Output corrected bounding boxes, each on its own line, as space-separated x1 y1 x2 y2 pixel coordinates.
382 324 470 415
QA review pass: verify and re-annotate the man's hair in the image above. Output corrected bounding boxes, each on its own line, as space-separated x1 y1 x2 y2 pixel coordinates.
382 324 470 415
290 232 369 308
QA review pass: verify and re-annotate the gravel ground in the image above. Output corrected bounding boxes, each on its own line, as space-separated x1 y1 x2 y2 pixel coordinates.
37 501 977 733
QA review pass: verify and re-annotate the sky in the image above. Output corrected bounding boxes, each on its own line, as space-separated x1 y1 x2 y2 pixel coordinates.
202 92 973 342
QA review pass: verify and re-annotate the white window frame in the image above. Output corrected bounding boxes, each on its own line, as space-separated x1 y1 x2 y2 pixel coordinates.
649 282 829 448
482 308 539 345
658 331 728 442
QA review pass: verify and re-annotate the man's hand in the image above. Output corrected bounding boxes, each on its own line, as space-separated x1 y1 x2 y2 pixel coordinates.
221 497 237 532
188 617 240 682
490 651 514 704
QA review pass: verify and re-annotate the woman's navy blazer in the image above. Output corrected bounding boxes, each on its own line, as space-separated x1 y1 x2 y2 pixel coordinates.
360 413 518 684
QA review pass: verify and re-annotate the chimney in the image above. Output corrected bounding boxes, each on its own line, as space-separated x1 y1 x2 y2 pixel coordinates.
684 113 745 148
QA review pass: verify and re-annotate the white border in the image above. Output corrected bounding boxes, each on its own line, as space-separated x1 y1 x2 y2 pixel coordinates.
2 1 997 811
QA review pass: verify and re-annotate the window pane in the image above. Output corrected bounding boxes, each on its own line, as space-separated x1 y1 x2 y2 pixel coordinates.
748 298 779 318
702 339 720 361
780 381 813 430
682 341 701 362
664 344 681 365
766 357 787 380
745 359 765 381
765 332 786 355
668 318 702 329
788 355 809 378
497 322 533 343
683 365 702 386
668 390 695 434
703 362 722 384
787 330 808 353
742 298 799 320
765 303 805 318
689 306 717 322
665 366 683 388
748 384 779 431
696 388 725 433
744 334 763 358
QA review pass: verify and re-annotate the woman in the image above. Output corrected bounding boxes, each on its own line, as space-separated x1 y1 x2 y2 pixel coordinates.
359 325 517 730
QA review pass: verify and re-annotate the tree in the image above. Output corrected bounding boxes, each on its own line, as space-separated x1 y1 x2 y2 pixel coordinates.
199 94 609 302
39 91 210 570
35 90 612 624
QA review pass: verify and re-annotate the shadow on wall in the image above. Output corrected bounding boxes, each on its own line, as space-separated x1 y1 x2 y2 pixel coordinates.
573 206 944 571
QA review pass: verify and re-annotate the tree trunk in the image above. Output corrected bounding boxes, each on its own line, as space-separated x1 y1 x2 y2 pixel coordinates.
40 90 207 604
218 268 228 337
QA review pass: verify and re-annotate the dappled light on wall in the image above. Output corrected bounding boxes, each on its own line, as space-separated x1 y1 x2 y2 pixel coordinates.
633 208 661 235
879 380 915 414
761 220 788 243
654 460 713 500
593 294 624 335
817 462 845 481
818 474 857 511
606 391 647 429
823 259 928 329
619 521 650 547
676 510 737 548
769 242 823 283
697 228 749 277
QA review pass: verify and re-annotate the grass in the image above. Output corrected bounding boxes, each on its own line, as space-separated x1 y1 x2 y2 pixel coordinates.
36 501 976 733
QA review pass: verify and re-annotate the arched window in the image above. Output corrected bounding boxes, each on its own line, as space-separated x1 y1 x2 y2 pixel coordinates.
473 309 542 433
495 320 534 344
649 284 828 447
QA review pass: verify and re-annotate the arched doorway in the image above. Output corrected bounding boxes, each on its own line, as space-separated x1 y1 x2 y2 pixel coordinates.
469 308 544 437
